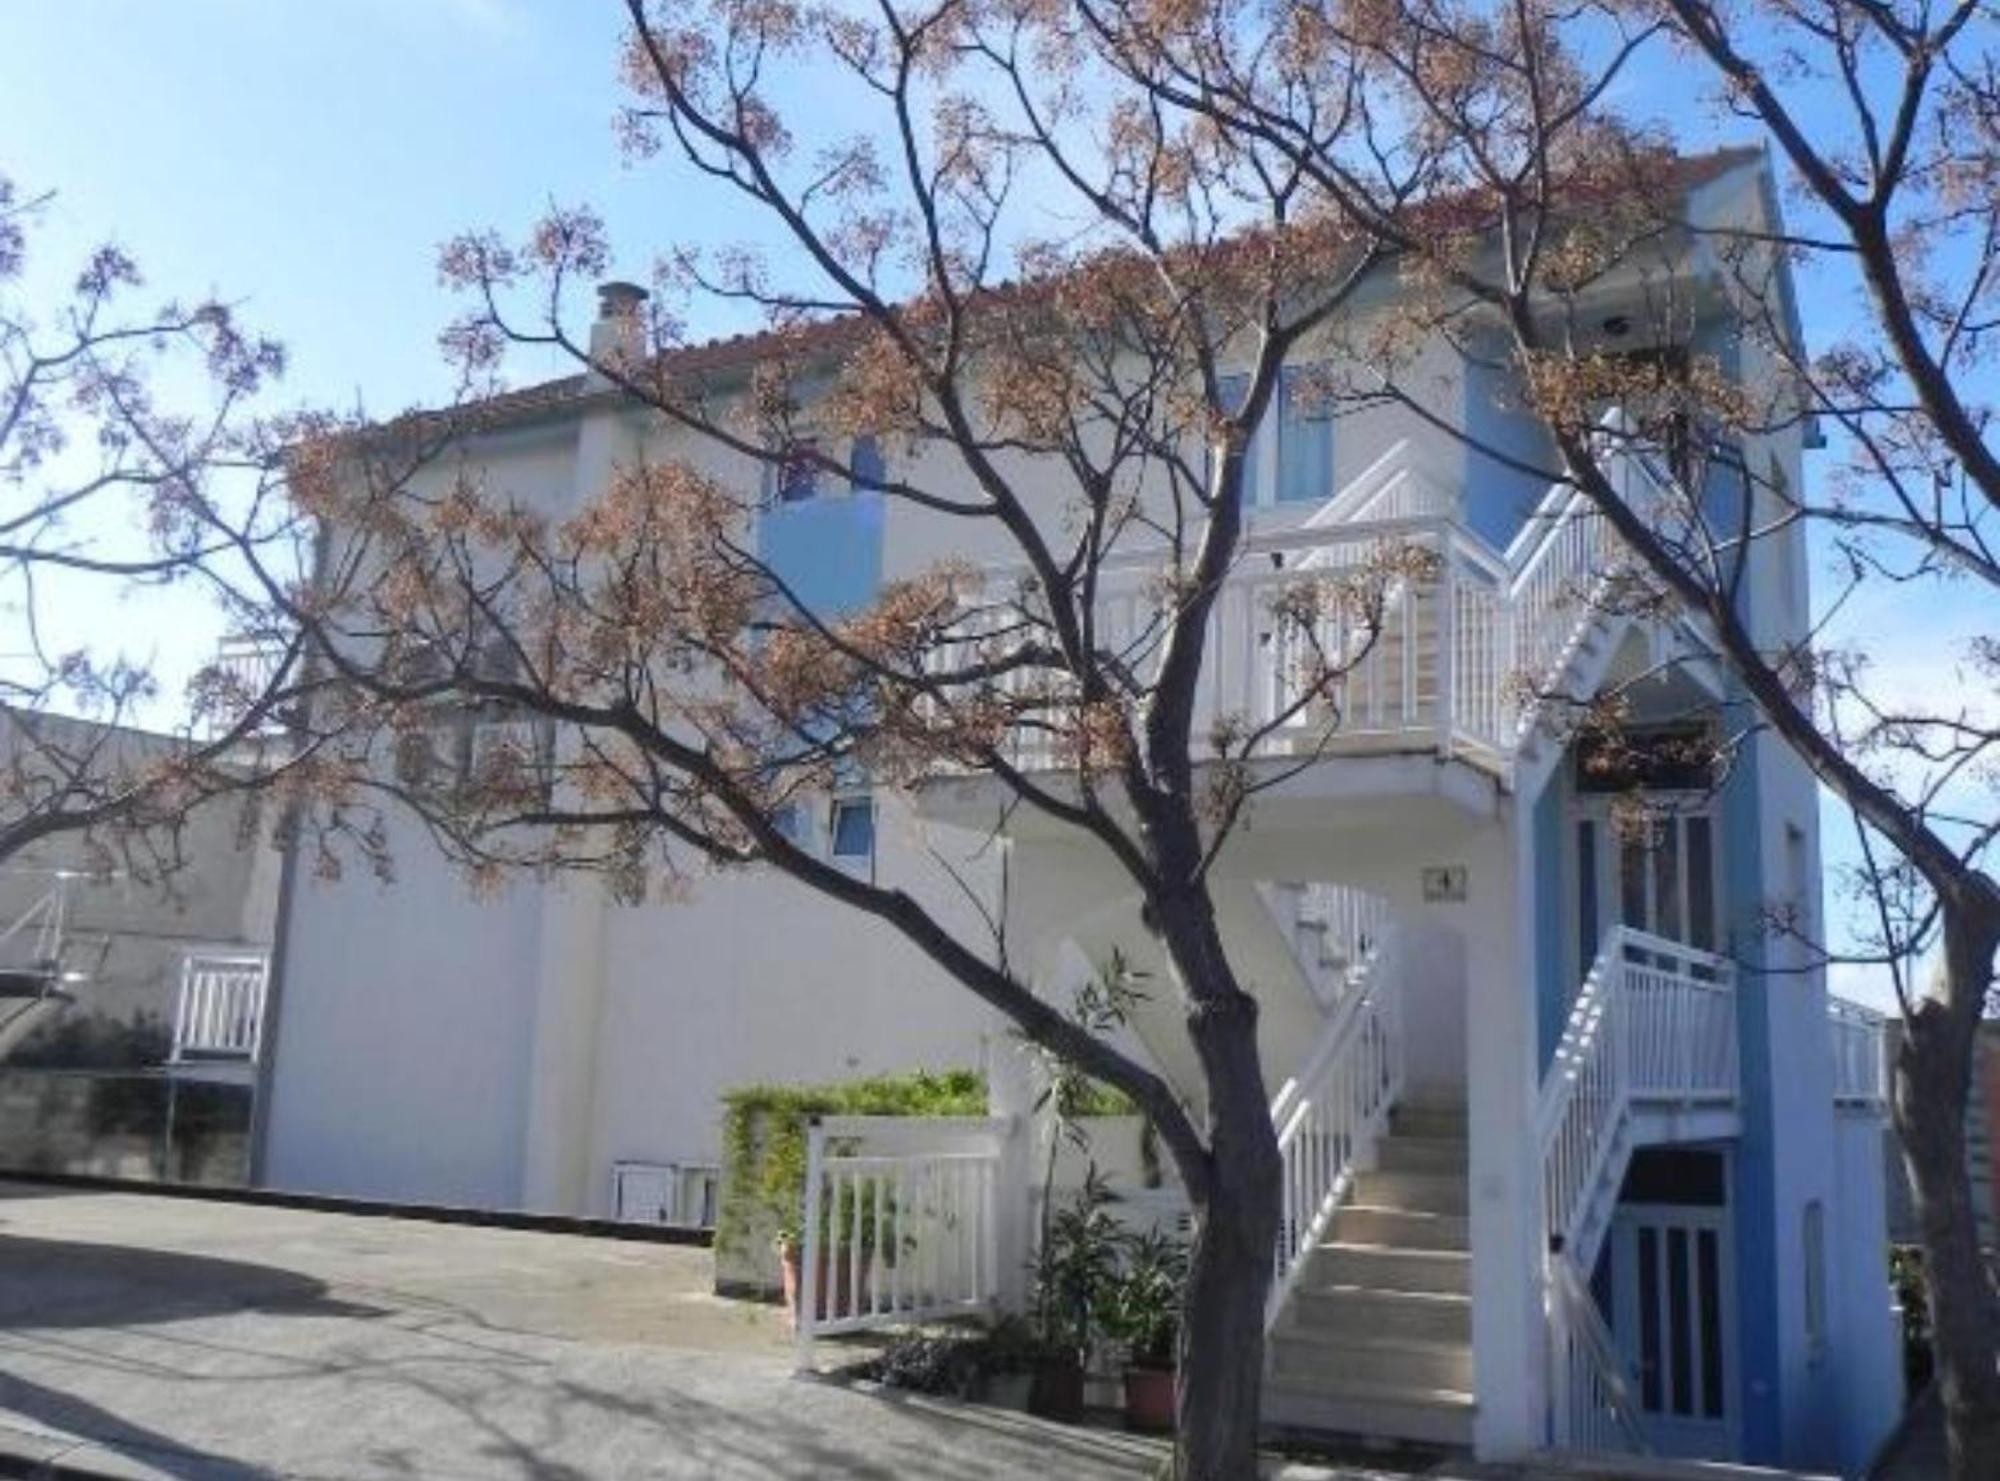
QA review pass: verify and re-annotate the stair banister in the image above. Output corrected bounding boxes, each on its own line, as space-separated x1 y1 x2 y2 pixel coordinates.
1265 923 1405 1331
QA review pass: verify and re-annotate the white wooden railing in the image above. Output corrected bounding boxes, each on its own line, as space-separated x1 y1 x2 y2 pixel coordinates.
1538 926 1738 1276
170 952 270 1061
1536 925 1737 1455
794 1114 1008 1369
1262 881 1393 1009
1265 925 1406 1328
1548 1247 1652 1454
1829 998 1888 1109
928 423 1679 783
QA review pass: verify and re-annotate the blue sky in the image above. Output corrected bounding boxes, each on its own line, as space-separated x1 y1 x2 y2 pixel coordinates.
3 2 650 414
4 1 1986 1011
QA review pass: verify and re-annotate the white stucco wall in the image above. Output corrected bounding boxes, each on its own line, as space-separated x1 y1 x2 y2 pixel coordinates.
259 807 544 1206
1828 1107 1903 1473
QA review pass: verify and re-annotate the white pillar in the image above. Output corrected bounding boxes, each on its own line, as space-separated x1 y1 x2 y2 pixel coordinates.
518 873 609 1213
1466 816 1547 1456
983 1028 1037 1312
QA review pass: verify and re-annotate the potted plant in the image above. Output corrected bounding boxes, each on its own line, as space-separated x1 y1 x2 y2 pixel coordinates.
777 1151 896 1327
1028 1169 1123 1421
970 1313 1041 1410
1107 1228 1187 1431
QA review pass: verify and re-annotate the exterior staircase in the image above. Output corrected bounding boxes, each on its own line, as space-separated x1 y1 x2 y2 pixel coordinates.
1266 1100 1475 1448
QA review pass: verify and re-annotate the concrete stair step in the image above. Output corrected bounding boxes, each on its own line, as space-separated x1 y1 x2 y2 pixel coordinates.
1269 1329 1472 1392
1373 1136 1467 1176
1390 1103 1468 1140
1263 1376 1475 1448
1328 1204 1469 1251
1352 1170 1469 1215
1288 1284 1471 1344
1309 1242 1471 1295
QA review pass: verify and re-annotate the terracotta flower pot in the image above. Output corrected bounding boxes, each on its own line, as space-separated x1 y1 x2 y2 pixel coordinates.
1122 1365 1176 1431
777 1239 872 1328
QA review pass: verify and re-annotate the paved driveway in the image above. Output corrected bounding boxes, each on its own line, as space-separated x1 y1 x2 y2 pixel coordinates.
0 1181 1169 1480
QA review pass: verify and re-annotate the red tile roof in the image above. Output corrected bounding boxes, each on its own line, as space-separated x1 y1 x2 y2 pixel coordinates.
372 145 1764 444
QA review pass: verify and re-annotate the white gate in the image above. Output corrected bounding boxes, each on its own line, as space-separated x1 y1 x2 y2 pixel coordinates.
794 1114 1011 1368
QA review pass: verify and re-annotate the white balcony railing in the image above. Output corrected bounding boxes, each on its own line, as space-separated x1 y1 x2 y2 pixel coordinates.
928 426 1672 782
1829 998 1888 1109
171 952 270 1062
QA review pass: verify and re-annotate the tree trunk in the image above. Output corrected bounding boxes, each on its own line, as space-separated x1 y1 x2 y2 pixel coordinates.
1895 908 2000 1481
1175 1090 1281 1481
1159 894 1283 1481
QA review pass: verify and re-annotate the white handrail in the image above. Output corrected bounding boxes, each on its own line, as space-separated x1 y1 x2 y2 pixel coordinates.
1265 924 1405 1329
1548 1249 1652 1454
0 874 74 972
1536 924 1739 1455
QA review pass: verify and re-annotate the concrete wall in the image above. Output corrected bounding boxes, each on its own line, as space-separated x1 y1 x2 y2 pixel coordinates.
0 709 282 1053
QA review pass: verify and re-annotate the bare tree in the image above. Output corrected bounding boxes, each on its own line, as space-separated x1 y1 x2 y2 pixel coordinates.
1064 0 1997 1471
0 168 324 887
214 1 1502 1470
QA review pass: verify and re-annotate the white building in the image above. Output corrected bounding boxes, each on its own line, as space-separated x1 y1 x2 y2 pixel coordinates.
0 706 282 1179
254 149 1901 1473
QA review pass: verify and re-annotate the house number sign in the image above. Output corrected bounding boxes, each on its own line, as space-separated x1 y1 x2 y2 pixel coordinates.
1421 865 1468 903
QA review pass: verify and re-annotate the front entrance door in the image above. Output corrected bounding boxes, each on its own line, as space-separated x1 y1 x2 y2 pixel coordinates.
1574 801 1720 977
1608 1201 1736 1458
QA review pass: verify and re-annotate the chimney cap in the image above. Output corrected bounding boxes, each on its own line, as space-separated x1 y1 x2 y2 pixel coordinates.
597 281 649 318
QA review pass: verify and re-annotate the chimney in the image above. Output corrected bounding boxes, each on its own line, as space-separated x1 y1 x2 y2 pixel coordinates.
588 281 650 385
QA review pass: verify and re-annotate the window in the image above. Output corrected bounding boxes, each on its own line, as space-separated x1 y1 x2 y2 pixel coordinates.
1209 372 1260 503
771 800 810 848
849 434 885 492
830 795 876 863
1803 1199 1827 1361
1277 362 1334 504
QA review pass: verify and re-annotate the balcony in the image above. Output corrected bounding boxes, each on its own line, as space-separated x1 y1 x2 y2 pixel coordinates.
1828 998 1888 1110
170 951 270 1067
924 433 1679 795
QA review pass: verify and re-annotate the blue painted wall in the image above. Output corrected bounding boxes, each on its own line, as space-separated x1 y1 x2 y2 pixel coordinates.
757 491 885 619
1723 708 1782 1462
1463 344 1558 549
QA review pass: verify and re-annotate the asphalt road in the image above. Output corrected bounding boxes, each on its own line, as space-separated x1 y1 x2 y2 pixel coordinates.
0 1181 1169 1480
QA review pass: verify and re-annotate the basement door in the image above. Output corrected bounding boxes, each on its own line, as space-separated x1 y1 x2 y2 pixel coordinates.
1607 1201 1737 1459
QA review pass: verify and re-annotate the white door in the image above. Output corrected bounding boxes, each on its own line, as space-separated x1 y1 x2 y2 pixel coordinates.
1608 1203 1736 1458
1574 801 1720 975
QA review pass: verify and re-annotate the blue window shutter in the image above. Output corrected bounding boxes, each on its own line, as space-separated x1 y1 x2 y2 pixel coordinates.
1278 363 1332 503
849 434 885 491
1211 373 1259 503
